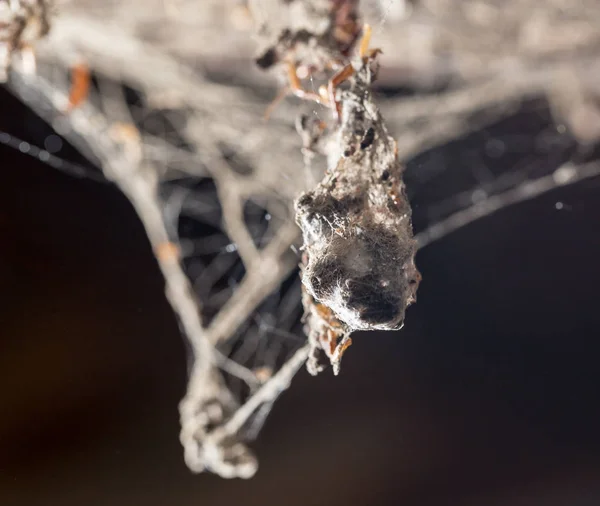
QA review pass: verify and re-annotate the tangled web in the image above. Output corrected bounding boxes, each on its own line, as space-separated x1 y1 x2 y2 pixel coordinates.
3 0 600 478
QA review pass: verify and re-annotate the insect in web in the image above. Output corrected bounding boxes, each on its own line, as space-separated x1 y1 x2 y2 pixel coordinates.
295 29 421 374
254 1 421 374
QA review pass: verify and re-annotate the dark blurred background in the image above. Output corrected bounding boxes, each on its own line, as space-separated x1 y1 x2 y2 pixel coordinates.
2 81 600 506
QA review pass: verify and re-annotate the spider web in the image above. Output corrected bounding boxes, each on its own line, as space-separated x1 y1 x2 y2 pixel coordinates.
4 0 600 478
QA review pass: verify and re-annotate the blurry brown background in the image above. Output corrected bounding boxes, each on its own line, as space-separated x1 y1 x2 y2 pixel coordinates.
2 78 600 506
